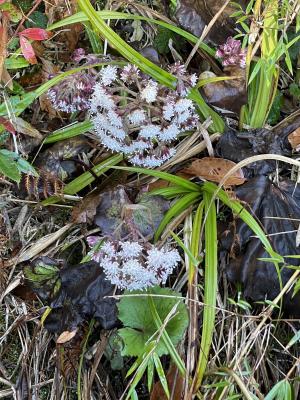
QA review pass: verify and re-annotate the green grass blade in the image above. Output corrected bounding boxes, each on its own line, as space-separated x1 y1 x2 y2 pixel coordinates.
153 352 170 399
45 120 93 143
41 154 123 205
113 166 200 191
48 11 215 57
154 192 201 241
194 191 218 390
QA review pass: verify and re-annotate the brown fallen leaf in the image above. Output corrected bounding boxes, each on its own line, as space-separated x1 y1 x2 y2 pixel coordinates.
14 117 43 139
57 329 77 344
288 127 300 150
181 157 246 186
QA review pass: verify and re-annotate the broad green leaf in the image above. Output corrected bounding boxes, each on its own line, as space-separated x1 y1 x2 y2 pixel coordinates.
0 150 21 182
118 286 188 357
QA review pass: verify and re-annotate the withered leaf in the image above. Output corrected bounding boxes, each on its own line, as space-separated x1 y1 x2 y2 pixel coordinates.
288 127 300 150
182 157 246 185
57 329 78 344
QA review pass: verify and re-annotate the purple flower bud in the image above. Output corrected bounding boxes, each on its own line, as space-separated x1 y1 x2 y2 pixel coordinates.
216 37 247 68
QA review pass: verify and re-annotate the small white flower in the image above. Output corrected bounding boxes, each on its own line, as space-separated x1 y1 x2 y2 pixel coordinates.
100 66 118 85
174 98 194 113
99 134 122 152
128 109 146 125
160 124 180 141
90 84 115 111
163 103 175 121
119 241 143 259
139 124 161 139
107 110 123 128
177 110 191 125
190 73 198 87
101 242 117 257
120 64 140 82
141 80 158 103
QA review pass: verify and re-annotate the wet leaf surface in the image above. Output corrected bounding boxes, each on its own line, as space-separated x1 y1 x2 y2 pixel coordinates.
175 0 247 44
35 137 91 181
94 186 169 240
200 67 247 113
24 257 118 333
220 176 300 316
216 115 300 176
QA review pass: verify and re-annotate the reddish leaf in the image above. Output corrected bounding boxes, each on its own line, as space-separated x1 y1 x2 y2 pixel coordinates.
0 116 15 134
19 28 51 41
19 36 37 64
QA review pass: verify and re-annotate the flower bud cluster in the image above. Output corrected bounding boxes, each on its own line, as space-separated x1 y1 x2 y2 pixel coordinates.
87 237 181 291
89 63 199 167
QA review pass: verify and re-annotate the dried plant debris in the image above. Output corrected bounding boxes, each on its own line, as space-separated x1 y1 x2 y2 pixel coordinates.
175 0 247 44
93 186 169 240
217 115 300 176
220 176 300 316
24 257 118 333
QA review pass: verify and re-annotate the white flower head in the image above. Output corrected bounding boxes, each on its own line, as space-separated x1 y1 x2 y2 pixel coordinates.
139 124 161 139
141 80 158 103
163 103 175 121
128 109 146 125
119 241 143 259
100 65 118 86
90 83 115 111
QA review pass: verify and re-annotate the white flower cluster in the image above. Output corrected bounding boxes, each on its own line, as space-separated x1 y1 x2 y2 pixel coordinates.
89 64 199 168
88 238 181 291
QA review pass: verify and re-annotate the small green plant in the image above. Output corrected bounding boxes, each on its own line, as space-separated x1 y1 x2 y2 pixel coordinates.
0 148 37 182
117 286 189 398
233 0 299 128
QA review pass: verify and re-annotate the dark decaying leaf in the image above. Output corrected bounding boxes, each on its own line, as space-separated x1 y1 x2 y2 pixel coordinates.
220 176 300 316
24 257 118 333
94 186 169 240
35 137 91 181
199 67 247 113
217 114 300 176
175 0 247 45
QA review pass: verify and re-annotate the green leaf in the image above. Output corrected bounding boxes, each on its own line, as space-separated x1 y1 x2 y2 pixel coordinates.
286 330 300 349
0 3 22 22
0 150 21 182
153 352 169 399
155 192 201 241
5 57 29 69
194 191 218 389
118 286 188 358
45 120 93 143
265 379 293 400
